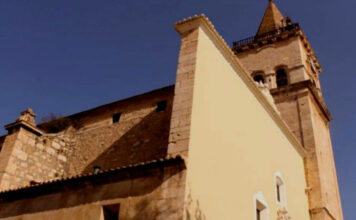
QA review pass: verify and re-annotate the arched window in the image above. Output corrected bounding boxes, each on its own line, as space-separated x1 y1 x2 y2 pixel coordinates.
253 75 265 84
254 192 269 220
276 68 288 87
256 200 268 220
275 173 287 206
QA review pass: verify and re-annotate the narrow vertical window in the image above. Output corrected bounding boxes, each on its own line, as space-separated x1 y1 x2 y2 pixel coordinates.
103 204 120 220
276 184 281 202
256 200 268 220
156 100 167 112
112 113 121 124
276 68 288 87
256 208 261 220
275 175 286 206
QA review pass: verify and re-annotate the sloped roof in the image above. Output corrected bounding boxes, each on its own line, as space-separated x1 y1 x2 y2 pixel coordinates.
256 0 284 36
0 155 184 199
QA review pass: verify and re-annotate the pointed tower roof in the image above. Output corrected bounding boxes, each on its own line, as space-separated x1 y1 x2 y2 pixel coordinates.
256 0 285 36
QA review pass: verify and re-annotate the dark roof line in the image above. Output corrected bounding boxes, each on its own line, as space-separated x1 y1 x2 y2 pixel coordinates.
37 84 175 128
66 84 175 119
0 155 184 197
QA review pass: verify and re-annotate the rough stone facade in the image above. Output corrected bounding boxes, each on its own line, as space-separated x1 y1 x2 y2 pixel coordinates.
62 86 174 176
0 128 69 189
0 86 174 190
168 26 199 158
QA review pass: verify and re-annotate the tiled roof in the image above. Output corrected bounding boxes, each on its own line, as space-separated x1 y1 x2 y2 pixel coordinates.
0 155 185 199
257 0 284 36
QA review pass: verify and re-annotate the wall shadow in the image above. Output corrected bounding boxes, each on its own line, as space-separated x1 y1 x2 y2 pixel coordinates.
82 107 172 174
0 161 185 218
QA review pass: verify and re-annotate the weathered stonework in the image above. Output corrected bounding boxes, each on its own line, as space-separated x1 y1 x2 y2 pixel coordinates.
0 111 71 190
168 24 200 157
0 3 344 220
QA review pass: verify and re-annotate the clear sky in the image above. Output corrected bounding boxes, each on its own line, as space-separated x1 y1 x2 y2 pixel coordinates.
0 0 355 218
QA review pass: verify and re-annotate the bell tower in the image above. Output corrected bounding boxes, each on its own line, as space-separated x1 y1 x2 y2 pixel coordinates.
232 1 343 219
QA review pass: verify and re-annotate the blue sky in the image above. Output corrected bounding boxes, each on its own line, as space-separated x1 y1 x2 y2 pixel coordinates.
0 0 355 218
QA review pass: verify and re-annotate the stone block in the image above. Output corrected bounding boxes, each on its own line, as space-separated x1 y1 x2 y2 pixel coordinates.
46 147 56 156
58 155 67 162
13 148 27 161
52 141 61 150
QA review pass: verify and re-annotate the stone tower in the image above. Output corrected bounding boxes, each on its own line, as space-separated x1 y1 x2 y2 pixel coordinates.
232 1 343 220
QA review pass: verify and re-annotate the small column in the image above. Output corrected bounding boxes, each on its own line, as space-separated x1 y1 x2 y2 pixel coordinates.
266 71 276 89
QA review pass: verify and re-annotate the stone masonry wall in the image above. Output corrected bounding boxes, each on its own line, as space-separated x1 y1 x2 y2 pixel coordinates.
237 37 308 87
168 25 200 157
64 86 174 176
0 127 70 190
309 95 343 219
0 86 174 190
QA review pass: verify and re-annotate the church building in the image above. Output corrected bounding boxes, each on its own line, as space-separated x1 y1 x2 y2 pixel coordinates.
0 1 343 219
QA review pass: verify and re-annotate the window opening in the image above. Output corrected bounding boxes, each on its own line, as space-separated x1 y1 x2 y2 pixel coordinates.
276 68 288 87
256 200 268 220
156 100 167 112
112 113 121 124
276 184 281 202
276 175 286 206
253 75 265 84
103 204 120 220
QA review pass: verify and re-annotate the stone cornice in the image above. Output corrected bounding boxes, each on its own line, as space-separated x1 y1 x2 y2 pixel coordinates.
175 14 307 158
233 29 322 73
0 155 184 200
4 121 43 136
310 207 337 220
270 80 332 121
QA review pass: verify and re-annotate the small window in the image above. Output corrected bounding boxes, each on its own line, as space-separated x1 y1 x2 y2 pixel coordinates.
256 200 268 220
276 183 281 202
112 113 121 124
254 192 269 220
103 204 120 220
276 176 286 206
156 100 167 112
276 68 288 87
253 75 265 84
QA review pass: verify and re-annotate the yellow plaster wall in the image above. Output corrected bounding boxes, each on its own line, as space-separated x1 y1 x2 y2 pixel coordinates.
184 27 310 219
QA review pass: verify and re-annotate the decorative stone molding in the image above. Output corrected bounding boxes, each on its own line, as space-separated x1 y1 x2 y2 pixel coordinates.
4 108 43 136
16 108 36 126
